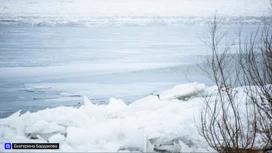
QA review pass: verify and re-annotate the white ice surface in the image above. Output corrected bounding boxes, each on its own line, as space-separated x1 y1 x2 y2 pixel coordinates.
0 83 267 152
0 82 214 152
0 62 179 81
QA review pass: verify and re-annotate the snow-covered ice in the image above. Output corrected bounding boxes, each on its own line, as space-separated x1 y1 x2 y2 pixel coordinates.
0 82 269 152
0 82 217 152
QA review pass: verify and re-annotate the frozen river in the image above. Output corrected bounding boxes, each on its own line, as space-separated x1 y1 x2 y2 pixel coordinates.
0 24 259 118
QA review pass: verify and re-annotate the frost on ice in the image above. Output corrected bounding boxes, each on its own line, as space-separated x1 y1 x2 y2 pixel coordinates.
0 82 217 152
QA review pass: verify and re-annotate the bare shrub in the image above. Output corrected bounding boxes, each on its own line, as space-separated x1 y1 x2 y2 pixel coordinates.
198 16 259 152
237 22 272 147
198 2 272 151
